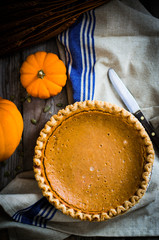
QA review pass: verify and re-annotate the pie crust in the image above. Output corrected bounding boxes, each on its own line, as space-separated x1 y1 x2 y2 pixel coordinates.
33 100 154 221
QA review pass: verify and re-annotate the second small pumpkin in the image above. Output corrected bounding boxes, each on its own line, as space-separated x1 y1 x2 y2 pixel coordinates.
20 51 67 99
0 98 23 161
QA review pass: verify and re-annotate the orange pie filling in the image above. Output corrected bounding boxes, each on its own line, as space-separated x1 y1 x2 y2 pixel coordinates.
34 101 154 221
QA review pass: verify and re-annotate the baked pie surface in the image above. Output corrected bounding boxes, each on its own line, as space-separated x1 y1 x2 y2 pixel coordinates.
33 100 154 221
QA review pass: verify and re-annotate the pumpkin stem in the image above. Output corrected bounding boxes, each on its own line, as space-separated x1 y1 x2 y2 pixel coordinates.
37 70 45 79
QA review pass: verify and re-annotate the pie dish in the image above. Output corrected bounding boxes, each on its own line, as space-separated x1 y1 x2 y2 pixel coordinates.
33 100 154 221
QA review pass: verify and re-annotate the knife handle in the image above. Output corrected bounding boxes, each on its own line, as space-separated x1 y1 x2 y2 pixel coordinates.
134 110 159 149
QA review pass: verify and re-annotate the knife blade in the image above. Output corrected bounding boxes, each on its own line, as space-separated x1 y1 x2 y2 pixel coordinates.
108 68 159 148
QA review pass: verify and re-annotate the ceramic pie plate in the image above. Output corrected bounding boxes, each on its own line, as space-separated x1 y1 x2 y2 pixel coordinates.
33 100 154 221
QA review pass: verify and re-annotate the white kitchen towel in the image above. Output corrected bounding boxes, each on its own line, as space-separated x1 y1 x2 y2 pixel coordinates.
1 0 159 239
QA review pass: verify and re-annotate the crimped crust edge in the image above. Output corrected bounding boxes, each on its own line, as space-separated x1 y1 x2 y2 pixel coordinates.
33 100 154 221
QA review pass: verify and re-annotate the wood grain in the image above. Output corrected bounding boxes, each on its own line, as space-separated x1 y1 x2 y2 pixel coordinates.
0 38 68 189
0 51 23 189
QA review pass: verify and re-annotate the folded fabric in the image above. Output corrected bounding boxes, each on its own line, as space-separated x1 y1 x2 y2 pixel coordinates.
1 0 159 239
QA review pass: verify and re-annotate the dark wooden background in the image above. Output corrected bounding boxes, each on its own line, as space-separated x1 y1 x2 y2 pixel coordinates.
0 38 68 189
0 0 159 239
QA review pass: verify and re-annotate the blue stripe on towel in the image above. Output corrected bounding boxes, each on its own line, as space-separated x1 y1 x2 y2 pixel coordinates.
58 9 96 102
12 197 56 228
87 11 92 101
84 10 96 101
81 12 88 101
91 9 96 100
58 15 83 102
67 16 83 102
43 208 57 228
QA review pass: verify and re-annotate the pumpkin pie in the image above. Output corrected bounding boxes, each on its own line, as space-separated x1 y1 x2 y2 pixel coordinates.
33 100 154 221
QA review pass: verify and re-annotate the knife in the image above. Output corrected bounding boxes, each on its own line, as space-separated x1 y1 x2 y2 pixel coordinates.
108 68 159 148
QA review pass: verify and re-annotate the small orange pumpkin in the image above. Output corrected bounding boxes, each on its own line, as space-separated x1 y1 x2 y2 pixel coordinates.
20 51 67 99
0 98 23 162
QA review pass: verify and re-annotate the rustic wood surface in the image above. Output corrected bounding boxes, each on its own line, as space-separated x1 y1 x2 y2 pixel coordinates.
0 38 68 188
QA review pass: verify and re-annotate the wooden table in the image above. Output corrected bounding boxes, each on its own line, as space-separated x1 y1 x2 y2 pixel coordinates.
0 38 68 189
0 17 159 240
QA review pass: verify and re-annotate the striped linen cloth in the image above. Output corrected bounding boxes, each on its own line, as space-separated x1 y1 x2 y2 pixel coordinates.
58 10 96 102
12 197 57 228
1 0 159 239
